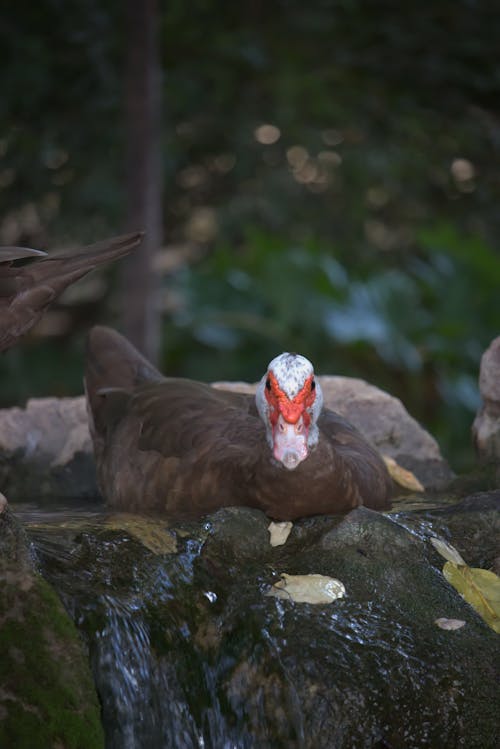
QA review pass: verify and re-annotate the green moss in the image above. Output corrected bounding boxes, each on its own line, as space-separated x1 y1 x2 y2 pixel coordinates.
0 567 104 749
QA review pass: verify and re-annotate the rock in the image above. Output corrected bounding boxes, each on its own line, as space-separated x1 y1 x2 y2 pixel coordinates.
477 336 500 403
215 375 454 489
0 396 97 502
414 491 500 572
472 336 500 477
0 500 104 748
19 496 499 748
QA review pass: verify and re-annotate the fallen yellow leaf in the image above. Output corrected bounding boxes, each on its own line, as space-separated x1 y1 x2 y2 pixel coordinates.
443 562 500 634
266 573 346 604
382 455 424 492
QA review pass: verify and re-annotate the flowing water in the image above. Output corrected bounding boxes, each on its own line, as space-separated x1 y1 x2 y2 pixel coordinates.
14 493 500 749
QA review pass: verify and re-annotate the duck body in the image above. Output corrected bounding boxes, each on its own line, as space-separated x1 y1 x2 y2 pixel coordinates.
0 232 142 351
85 326 392 520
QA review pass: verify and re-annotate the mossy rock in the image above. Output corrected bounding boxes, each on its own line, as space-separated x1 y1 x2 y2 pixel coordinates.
0 507 104 749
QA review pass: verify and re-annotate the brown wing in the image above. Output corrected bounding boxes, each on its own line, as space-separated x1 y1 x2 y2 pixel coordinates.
91 378 266 516
318 409 393 510
132 379 261 460
0 232 143 351
84 324 257 455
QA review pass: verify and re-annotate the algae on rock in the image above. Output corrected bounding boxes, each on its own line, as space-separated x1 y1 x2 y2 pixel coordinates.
0 505 104 749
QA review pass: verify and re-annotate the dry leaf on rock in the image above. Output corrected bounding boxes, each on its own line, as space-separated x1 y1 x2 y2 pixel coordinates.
268 521 293 547
105 514 178 555
430 537 466 566
443 562 500 634
266 573 346 604
434 617 466 631
383 455 424 492
430 536 500 632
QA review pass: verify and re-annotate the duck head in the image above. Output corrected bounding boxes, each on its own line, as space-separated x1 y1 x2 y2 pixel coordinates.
256 352 324 470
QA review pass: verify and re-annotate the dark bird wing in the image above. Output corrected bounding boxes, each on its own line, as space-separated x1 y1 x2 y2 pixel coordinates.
0 247 47 262
84 324 255 457
85 325 263 515
132 379 258 458
0 232 143 351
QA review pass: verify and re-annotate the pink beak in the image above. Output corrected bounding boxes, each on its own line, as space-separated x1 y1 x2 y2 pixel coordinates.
272 413 309 470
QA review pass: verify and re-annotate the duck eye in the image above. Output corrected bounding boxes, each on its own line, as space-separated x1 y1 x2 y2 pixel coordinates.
265 378 271 391
311 378 316 390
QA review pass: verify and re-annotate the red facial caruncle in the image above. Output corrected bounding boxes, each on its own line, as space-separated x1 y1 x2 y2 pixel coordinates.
265 371 316 426
265 371 317 470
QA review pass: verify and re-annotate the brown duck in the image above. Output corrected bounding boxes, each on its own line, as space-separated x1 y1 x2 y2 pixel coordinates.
0 232 143 351
85 326 392 520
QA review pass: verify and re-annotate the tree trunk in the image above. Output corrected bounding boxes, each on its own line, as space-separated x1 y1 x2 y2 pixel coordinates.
121 0 162 363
